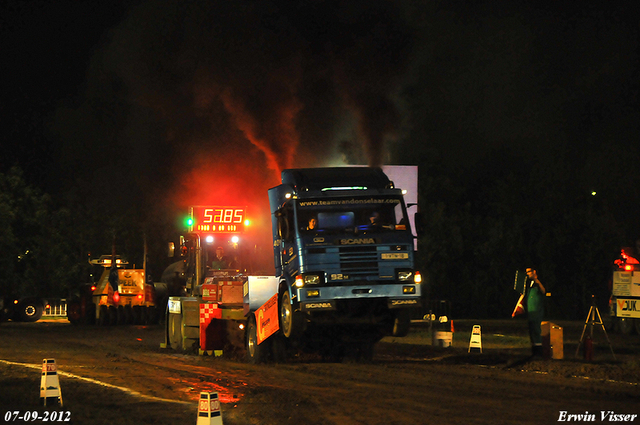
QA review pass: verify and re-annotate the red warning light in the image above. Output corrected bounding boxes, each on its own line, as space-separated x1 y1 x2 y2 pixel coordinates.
113 292 121 303
624 264 634 271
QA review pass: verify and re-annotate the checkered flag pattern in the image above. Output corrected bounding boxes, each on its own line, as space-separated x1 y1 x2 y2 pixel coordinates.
200 304 220 324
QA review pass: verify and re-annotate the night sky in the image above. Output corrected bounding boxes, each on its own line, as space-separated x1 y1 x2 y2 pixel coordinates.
2 0 638 238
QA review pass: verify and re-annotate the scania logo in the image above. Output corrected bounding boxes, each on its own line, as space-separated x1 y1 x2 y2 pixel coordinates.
340 238 376 245
305 302 333 309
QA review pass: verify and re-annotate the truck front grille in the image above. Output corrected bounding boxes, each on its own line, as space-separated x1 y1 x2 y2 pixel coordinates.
339 246 378 277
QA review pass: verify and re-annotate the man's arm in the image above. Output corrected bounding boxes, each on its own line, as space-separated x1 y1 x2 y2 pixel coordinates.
531 271 545 294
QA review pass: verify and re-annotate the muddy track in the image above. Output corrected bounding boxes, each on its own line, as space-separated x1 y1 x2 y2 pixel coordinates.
1 320 639 424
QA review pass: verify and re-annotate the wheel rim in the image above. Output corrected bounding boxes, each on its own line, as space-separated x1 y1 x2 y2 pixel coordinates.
25 305 36 317
281 291 292 337
248 322 257 357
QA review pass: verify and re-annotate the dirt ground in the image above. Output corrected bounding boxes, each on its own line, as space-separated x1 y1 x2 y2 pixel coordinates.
0 318 639 424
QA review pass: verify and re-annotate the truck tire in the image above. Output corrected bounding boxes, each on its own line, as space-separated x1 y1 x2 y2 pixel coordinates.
18 300 43 322
279 288 303 339
168 312 183 350
246 315 269 364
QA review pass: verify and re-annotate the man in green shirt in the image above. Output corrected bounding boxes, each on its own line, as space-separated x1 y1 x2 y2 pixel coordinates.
525 267 546 357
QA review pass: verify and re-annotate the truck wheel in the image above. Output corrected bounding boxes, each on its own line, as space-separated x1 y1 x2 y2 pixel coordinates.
18 300 43 322
391 310 411 337
280 288 303 339
168 312 183 350
618 317 635 335
246 315 269 364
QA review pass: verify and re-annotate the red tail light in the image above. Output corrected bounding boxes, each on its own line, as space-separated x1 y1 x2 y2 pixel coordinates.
625 264 634 271
113 292 120 303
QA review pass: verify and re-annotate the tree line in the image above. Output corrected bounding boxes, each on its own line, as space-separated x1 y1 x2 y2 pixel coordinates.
2 154 634 320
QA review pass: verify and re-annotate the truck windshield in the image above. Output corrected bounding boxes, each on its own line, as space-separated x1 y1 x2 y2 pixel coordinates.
297 197 408 234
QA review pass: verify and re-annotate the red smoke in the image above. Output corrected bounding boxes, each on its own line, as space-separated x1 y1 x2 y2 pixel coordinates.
220 87 302 176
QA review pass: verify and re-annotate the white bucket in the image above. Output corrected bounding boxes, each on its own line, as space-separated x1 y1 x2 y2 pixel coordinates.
433 330 453 347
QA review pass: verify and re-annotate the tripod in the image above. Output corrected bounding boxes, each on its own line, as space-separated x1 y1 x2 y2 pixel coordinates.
575 295 615 360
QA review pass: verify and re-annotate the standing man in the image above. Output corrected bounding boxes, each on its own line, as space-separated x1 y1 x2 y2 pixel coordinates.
525 267 546 357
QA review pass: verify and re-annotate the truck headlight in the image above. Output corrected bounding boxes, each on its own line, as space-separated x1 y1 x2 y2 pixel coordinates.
304 274 322 285
295 273 324 287
396 270 413 281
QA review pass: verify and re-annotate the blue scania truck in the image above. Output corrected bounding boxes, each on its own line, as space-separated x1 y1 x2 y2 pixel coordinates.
266 167 421 359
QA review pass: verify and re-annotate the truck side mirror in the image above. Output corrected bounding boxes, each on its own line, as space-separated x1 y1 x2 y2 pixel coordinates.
414 212 423 237
277 214 291 241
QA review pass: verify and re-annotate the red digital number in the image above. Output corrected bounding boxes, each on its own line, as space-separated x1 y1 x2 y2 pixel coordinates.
203 209 214 223
234 209 243 223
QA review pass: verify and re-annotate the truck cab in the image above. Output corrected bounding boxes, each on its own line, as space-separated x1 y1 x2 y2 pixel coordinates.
269 167 422 348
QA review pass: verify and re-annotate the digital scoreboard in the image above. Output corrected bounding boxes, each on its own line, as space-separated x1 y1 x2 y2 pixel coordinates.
189 206 246 233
